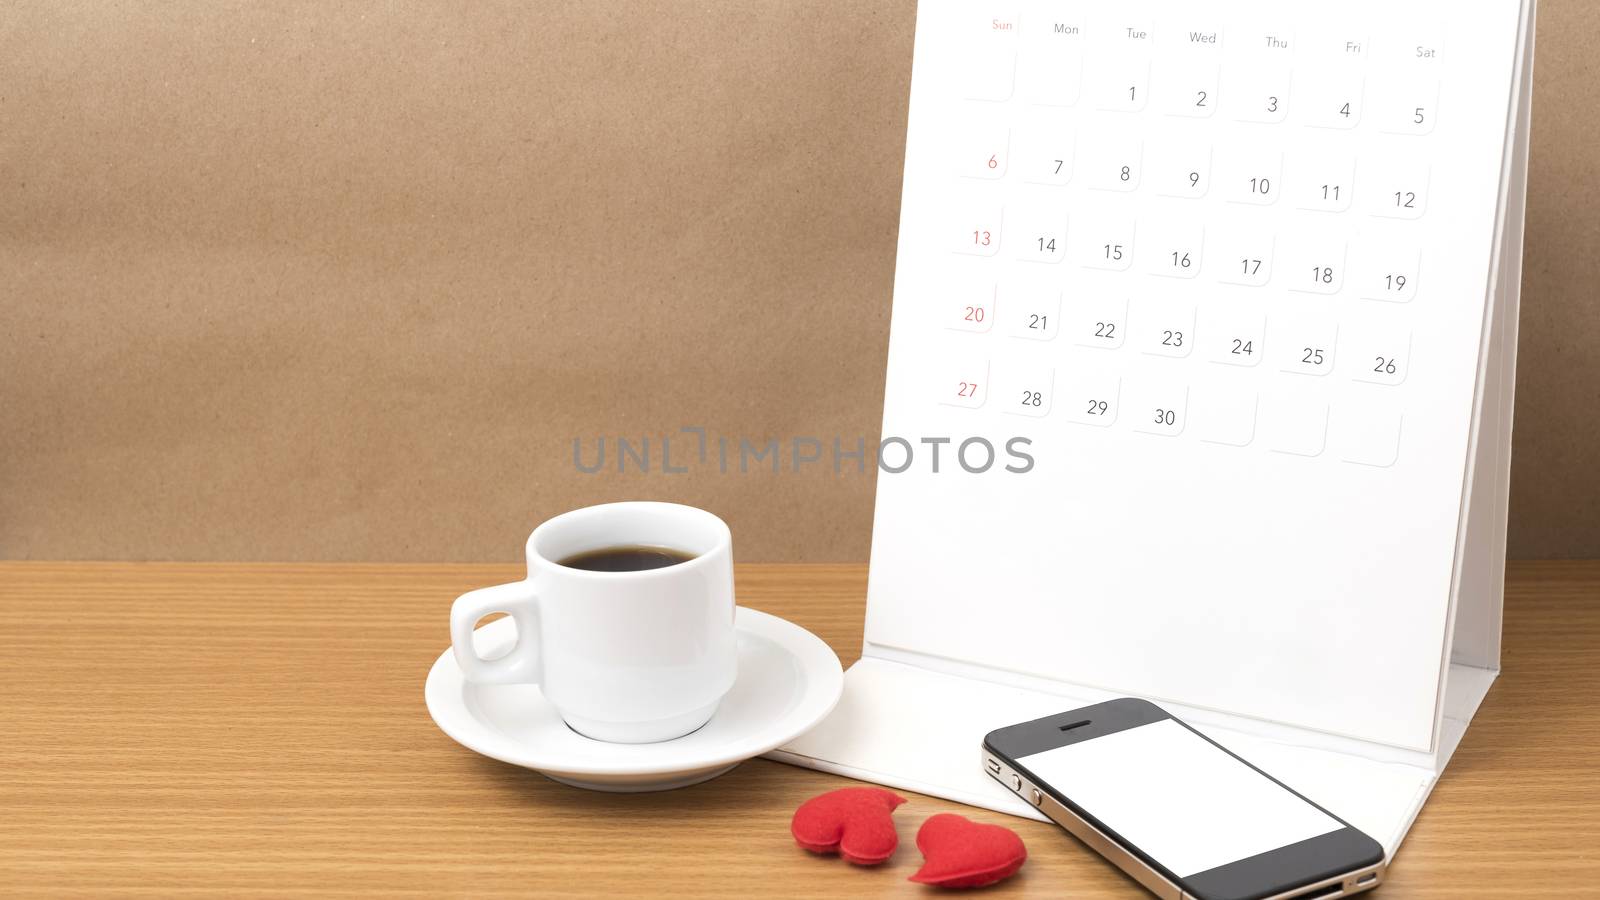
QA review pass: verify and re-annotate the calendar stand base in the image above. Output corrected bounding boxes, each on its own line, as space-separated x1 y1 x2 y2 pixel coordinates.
769 655 1497 859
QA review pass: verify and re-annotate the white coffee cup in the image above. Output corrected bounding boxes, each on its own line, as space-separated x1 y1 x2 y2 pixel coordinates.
449 502 738 744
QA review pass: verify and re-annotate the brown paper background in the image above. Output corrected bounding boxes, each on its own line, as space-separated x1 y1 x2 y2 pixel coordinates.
1 2 1595 563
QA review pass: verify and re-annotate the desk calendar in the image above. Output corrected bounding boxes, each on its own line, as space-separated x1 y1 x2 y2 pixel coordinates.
774 0 1536 858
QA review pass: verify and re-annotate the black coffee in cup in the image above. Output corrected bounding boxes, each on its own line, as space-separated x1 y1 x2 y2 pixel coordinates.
558 545 696 572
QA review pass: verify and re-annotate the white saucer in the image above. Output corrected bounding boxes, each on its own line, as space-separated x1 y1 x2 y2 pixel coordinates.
425 606 844 791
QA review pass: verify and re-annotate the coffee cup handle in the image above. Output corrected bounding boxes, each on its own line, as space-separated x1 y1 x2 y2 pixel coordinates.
449 581 541 685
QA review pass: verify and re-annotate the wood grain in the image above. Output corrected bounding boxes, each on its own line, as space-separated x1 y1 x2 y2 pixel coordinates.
1 561 1596 897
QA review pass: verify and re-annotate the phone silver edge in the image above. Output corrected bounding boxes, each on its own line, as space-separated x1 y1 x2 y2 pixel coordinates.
982 748 1386 900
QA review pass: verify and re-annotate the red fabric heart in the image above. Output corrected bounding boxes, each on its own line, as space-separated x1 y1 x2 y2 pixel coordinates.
909 813 1027 888
790 787 908 865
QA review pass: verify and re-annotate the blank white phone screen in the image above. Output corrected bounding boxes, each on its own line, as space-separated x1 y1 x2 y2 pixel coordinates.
1019 719 1343 878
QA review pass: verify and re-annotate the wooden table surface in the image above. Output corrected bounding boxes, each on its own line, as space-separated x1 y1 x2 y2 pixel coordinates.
3 561 1597 898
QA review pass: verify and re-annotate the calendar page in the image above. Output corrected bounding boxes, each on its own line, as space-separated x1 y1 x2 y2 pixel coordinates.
865 0 1525 752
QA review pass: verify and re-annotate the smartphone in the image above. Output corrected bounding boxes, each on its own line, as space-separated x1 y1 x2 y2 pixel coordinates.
983 698 1385 900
